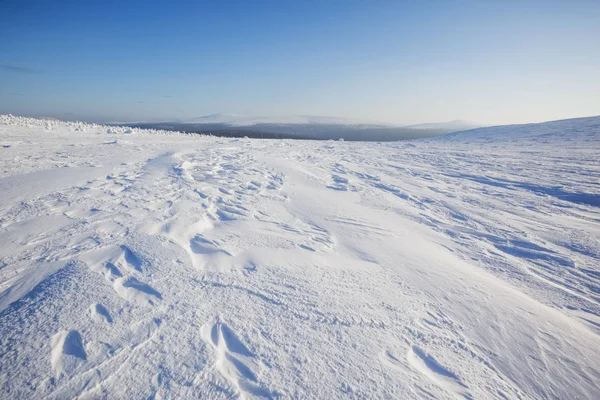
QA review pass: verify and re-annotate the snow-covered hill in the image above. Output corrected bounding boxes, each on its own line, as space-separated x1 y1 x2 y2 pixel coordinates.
439 115 600 144
0 114 599 399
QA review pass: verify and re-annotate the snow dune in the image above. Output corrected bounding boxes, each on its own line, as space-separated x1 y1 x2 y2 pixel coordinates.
0 114 599 399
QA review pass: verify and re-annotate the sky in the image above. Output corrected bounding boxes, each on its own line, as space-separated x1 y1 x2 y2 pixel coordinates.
0 0 599 125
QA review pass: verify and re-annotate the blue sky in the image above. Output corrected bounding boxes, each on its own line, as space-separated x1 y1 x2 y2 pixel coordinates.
1 0 599 125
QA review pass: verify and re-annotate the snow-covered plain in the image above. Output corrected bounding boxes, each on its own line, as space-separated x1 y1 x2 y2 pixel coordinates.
0 114 599 399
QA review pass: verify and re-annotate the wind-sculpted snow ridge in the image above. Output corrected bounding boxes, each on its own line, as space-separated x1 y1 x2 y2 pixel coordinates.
0 115 599 399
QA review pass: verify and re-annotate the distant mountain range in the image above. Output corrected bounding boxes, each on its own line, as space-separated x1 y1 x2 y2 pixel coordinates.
125 114 481 141
403 120 480 131
184 113 371 126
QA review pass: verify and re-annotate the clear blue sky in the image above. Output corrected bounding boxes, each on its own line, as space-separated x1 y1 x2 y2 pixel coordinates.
1 0 599 125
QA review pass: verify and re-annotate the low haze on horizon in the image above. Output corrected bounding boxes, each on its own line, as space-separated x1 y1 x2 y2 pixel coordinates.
1 0 599 126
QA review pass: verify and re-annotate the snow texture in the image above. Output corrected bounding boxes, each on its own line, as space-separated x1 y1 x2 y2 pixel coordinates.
0 114 599 399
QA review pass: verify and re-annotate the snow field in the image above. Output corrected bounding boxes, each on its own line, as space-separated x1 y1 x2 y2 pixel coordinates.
0 115 599 399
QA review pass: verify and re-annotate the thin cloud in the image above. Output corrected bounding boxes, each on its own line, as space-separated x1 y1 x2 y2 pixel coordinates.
0 64 40 74
160 95 173 98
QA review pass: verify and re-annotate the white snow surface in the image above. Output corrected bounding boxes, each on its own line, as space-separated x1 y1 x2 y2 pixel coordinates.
0 114 599 399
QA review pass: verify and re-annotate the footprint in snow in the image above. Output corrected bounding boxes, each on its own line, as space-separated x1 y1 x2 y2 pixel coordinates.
113 276 162 307
407 345 471 399
201 318 273 399
89 303 112 324
189 235 232 256
80 245 143 280
50 330 87 378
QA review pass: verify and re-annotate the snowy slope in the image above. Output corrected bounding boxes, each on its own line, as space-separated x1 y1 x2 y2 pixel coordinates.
0 114 599 399
440 115 600 144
